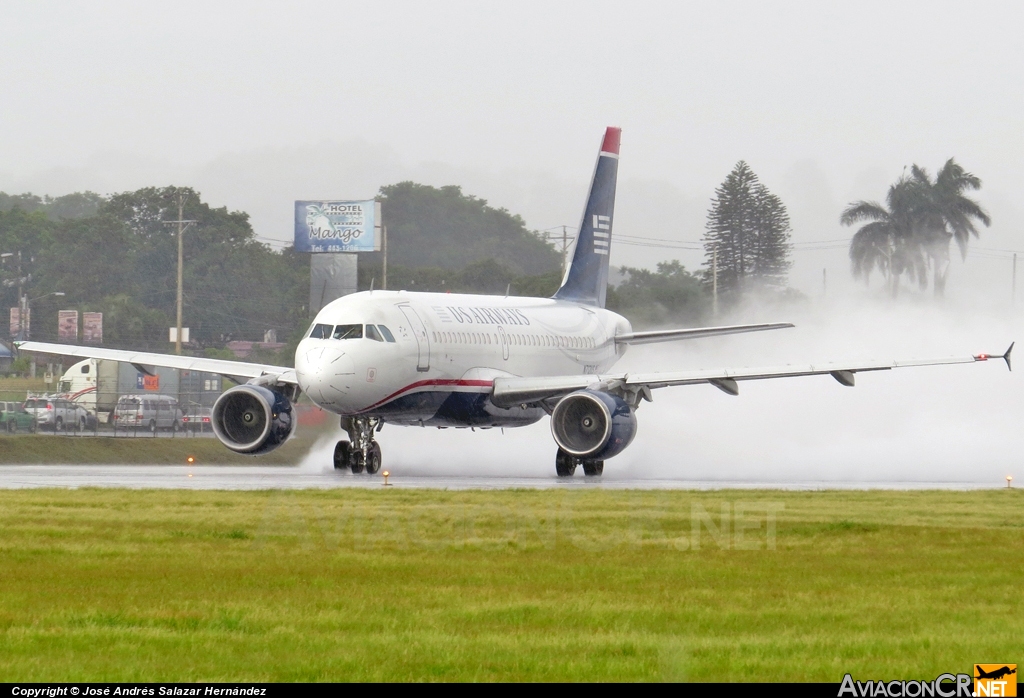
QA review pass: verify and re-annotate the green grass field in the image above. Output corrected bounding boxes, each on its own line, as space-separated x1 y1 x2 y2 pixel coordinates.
0 433 328 465
0 488 1020 681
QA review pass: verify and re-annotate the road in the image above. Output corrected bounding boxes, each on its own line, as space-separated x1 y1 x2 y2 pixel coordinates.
0 464 1004 490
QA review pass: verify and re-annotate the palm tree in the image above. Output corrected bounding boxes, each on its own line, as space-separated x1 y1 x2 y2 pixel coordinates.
841 177 927 298
909 160 990 295
843 160 990 298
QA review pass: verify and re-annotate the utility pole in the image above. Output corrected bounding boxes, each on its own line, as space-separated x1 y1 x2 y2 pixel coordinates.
382 225 388 291
562 225 568 274
162 193 196 355
712 246 718 318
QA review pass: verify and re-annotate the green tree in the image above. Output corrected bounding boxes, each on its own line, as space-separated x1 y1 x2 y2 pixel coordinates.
702 162 792 300
842 160 989 297
842 176 925 297
909 160 990 295
608 260 708 328
100 187 307 346
378 182 560 275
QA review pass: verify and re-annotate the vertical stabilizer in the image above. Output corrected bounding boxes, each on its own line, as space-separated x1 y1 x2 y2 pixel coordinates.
553 127 620 308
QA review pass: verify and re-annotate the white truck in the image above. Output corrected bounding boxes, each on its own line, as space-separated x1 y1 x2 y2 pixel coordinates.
57 358 120 423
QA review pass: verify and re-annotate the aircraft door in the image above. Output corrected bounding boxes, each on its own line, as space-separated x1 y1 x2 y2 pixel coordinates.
398 304 431 372
497 326 509 361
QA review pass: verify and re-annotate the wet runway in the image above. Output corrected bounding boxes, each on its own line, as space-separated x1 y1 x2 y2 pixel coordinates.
0 464 1005 490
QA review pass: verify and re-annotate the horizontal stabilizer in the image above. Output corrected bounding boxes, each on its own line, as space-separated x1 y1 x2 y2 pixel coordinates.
614 322 794 345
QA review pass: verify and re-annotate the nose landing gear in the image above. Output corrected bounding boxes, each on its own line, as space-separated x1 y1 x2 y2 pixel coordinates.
334 416 383 474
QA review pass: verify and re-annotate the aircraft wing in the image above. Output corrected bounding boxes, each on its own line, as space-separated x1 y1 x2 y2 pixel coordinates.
15 341 297 385
614 322 794 345
490 344 1013 407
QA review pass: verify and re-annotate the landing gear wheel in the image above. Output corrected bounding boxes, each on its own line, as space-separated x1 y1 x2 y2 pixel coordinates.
555 449 577 477
365 442 382 474
349 452 365 474
582 460 604 477
333 441 351 470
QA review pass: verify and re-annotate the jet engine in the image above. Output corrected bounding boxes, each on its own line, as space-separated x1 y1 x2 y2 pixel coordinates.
550 389 636 460
211 385 295 455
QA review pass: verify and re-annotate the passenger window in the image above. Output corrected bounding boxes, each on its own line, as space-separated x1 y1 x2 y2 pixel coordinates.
333 324 363 340
81 365 89 374
378 325 396 342
366 325 384 342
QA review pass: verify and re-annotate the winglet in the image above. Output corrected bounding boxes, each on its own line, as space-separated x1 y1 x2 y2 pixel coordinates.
974 342 1014 371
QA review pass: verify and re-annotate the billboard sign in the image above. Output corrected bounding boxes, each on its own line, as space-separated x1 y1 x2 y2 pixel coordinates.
136 373 160 391
83 312 103 344
9 307 29 339
58 310 78 342
294 200 380 253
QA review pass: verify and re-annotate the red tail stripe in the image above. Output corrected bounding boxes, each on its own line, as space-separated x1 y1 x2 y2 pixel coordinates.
601 127 621 155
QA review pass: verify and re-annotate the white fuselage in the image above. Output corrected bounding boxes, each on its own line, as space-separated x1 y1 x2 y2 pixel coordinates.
294 290 631 427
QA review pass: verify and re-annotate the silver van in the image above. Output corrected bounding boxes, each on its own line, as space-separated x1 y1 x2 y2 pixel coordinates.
23 396 76 431
113 394 183 433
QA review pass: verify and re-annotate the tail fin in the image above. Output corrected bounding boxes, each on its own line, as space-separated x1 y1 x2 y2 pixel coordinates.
553 127 620 308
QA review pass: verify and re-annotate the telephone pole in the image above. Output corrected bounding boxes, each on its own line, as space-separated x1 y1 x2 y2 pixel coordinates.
162 193 196 355
712 246 718 318
382 225 388 290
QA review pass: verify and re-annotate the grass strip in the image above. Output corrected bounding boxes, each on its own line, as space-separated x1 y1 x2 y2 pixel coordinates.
0 433 324 465
0 488 1020 681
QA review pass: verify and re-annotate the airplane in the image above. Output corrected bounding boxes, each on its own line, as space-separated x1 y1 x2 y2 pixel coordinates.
17 127 1013 477
976 666 1016 681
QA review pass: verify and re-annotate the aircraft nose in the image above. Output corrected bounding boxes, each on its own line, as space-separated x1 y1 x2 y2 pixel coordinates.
295 342 356 407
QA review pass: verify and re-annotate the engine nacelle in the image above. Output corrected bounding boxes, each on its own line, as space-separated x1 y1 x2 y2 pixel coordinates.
211 385 295 455
550 389 637 460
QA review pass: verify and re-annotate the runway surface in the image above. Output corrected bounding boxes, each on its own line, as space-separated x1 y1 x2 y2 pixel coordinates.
0 464 1006 490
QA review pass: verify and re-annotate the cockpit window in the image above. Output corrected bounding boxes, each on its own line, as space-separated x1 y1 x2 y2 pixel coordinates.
333 324 363 340
308 323 332 339
365 325 384 342
377 325 396 343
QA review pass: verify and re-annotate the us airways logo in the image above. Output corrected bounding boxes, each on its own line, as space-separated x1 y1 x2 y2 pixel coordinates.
975 665 1016 697
431 306 531 326
592 214 611 256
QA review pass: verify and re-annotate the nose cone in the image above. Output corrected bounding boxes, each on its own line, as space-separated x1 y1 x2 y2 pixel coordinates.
295 341 356 408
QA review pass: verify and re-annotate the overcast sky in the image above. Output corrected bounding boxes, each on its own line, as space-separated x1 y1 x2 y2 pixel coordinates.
2 1 1022 295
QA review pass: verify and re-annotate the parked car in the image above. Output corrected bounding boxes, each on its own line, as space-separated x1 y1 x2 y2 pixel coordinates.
181 407 212 433
0 401 36 433
113 394 183 433
66 403 99 431
23 396 77 431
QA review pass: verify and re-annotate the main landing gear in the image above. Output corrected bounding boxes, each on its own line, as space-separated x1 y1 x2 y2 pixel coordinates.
334 417 382 474
555 448 604 478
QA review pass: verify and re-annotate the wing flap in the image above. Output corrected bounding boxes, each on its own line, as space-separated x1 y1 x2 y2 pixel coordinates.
15 341 297 384
491 350 1006 406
